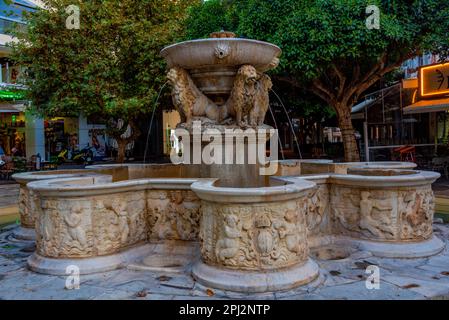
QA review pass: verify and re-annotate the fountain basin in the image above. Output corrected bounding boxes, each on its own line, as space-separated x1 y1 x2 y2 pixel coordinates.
14 161 445 287
300 161 417 175
12 169 106 240
300 169 444 258
13 161 303 241
161 38 281 71
191 178 320 292
26 175 202 275
161 38 281 101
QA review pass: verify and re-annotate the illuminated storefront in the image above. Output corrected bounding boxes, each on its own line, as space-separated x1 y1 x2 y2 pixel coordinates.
404 62 449 113
352 58 449 163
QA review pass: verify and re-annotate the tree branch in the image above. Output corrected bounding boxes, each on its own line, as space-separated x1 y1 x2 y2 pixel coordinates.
354 51 416 100
331 64 346 100
312 78 335 104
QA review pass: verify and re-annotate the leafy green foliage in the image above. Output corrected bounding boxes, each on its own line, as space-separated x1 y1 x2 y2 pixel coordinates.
186 0 449 85
184 0 236 39
185 0 449 161
11 0 196 124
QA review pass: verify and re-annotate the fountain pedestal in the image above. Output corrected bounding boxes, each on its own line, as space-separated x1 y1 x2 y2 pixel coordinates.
191 178 319 293
179 124 277 187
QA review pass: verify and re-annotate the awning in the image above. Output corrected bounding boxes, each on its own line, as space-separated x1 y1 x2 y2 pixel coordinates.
351 83 401 115
403 97 449 114
0 103 25 113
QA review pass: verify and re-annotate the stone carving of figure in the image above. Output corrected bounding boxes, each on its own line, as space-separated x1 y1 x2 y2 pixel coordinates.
167 63 273 128
167 66 220 128
18 187 30 226
250 73 272 127
334 191 361 232
170 191 190 238
359 191 375 235
63 204 87 248
215 214 241 262
219 65 258 127
109 200 129 245
274 210 300 254
127 199 145 241
421 191 434 220
400 190 433 239
41 211 53 243
359 191 394 238
400 192 421 225
307 189 325 232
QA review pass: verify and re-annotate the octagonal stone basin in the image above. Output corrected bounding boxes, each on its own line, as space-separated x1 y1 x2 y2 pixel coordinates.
13 160 445 287
12 159 319 241
11 160 419 241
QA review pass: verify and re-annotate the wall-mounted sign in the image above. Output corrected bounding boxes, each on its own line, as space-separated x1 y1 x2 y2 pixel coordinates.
0 89 26 101
419 62 449 98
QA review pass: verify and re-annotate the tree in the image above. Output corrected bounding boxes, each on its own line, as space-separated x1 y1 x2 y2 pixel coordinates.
184 0 237 39
11 0 198 162
185 0 449 161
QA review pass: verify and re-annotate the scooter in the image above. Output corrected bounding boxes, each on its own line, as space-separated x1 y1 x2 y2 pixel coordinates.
57 145 94 165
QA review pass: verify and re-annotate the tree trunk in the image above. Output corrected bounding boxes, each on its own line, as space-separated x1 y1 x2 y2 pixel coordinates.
334 103 360 162
107 119 141 164
116 138 128 163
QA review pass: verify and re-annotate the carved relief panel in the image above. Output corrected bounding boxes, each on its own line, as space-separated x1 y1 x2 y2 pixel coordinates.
199 198 309 271
146 190 201 241
306 183 330 238
36 191 147 258
331 186 398 240
398 187 434 240
36 198 94 258
18 186 34 228
330 185 436 241
92 191 147 256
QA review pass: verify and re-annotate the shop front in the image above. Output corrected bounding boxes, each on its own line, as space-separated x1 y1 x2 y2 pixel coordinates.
1 109 109 163
352 59 449 171
0 103 26 157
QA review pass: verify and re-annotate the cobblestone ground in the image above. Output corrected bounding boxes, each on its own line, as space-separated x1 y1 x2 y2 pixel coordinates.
0 222 449 300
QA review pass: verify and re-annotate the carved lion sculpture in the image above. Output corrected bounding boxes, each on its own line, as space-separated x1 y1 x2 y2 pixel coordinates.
167 67 220 128
220 65 258 127
250 73 272 127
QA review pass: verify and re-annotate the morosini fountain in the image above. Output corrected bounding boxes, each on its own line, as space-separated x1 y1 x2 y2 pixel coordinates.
12 32 444 293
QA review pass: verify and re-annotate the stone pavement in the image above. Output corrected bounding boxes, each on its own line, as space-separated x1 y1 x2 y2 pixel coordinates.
0 222 449 300
0 184 19 209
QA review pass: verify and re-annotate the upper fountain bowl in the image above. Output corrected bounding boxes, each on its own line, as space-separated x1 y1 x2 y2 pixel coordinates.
160 32 282 104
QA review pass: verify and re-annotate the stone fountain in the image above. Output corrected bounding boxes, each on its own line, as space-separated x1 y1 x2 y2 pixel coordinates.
12 32 445 294
161 31 281 188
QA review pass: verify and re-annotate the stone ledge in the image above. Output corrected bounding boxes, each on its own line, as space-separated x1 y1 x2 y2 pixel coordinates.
28 244 154 276
191 258 319 293
334 235 445 259
12 226 35 241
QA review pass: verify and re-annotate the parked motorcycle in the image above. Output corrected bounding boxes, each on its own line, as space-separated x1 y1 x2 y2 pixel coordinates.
57 145 94 165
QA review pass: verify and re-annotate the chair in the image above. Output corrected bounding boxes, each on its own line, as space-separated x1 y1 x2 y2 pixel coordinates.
0 159 15 180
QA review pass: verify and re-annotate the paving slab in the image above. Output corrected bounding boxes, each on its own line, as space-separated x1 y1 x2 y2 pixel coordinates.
0 224 448 300
315 280 426 300
383 275 449 298
0 184 19 209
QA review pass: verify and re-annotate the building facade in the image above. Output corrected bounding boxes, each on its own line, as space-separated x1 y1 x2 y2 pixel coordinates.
352 53 449 165
0 1 112 162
